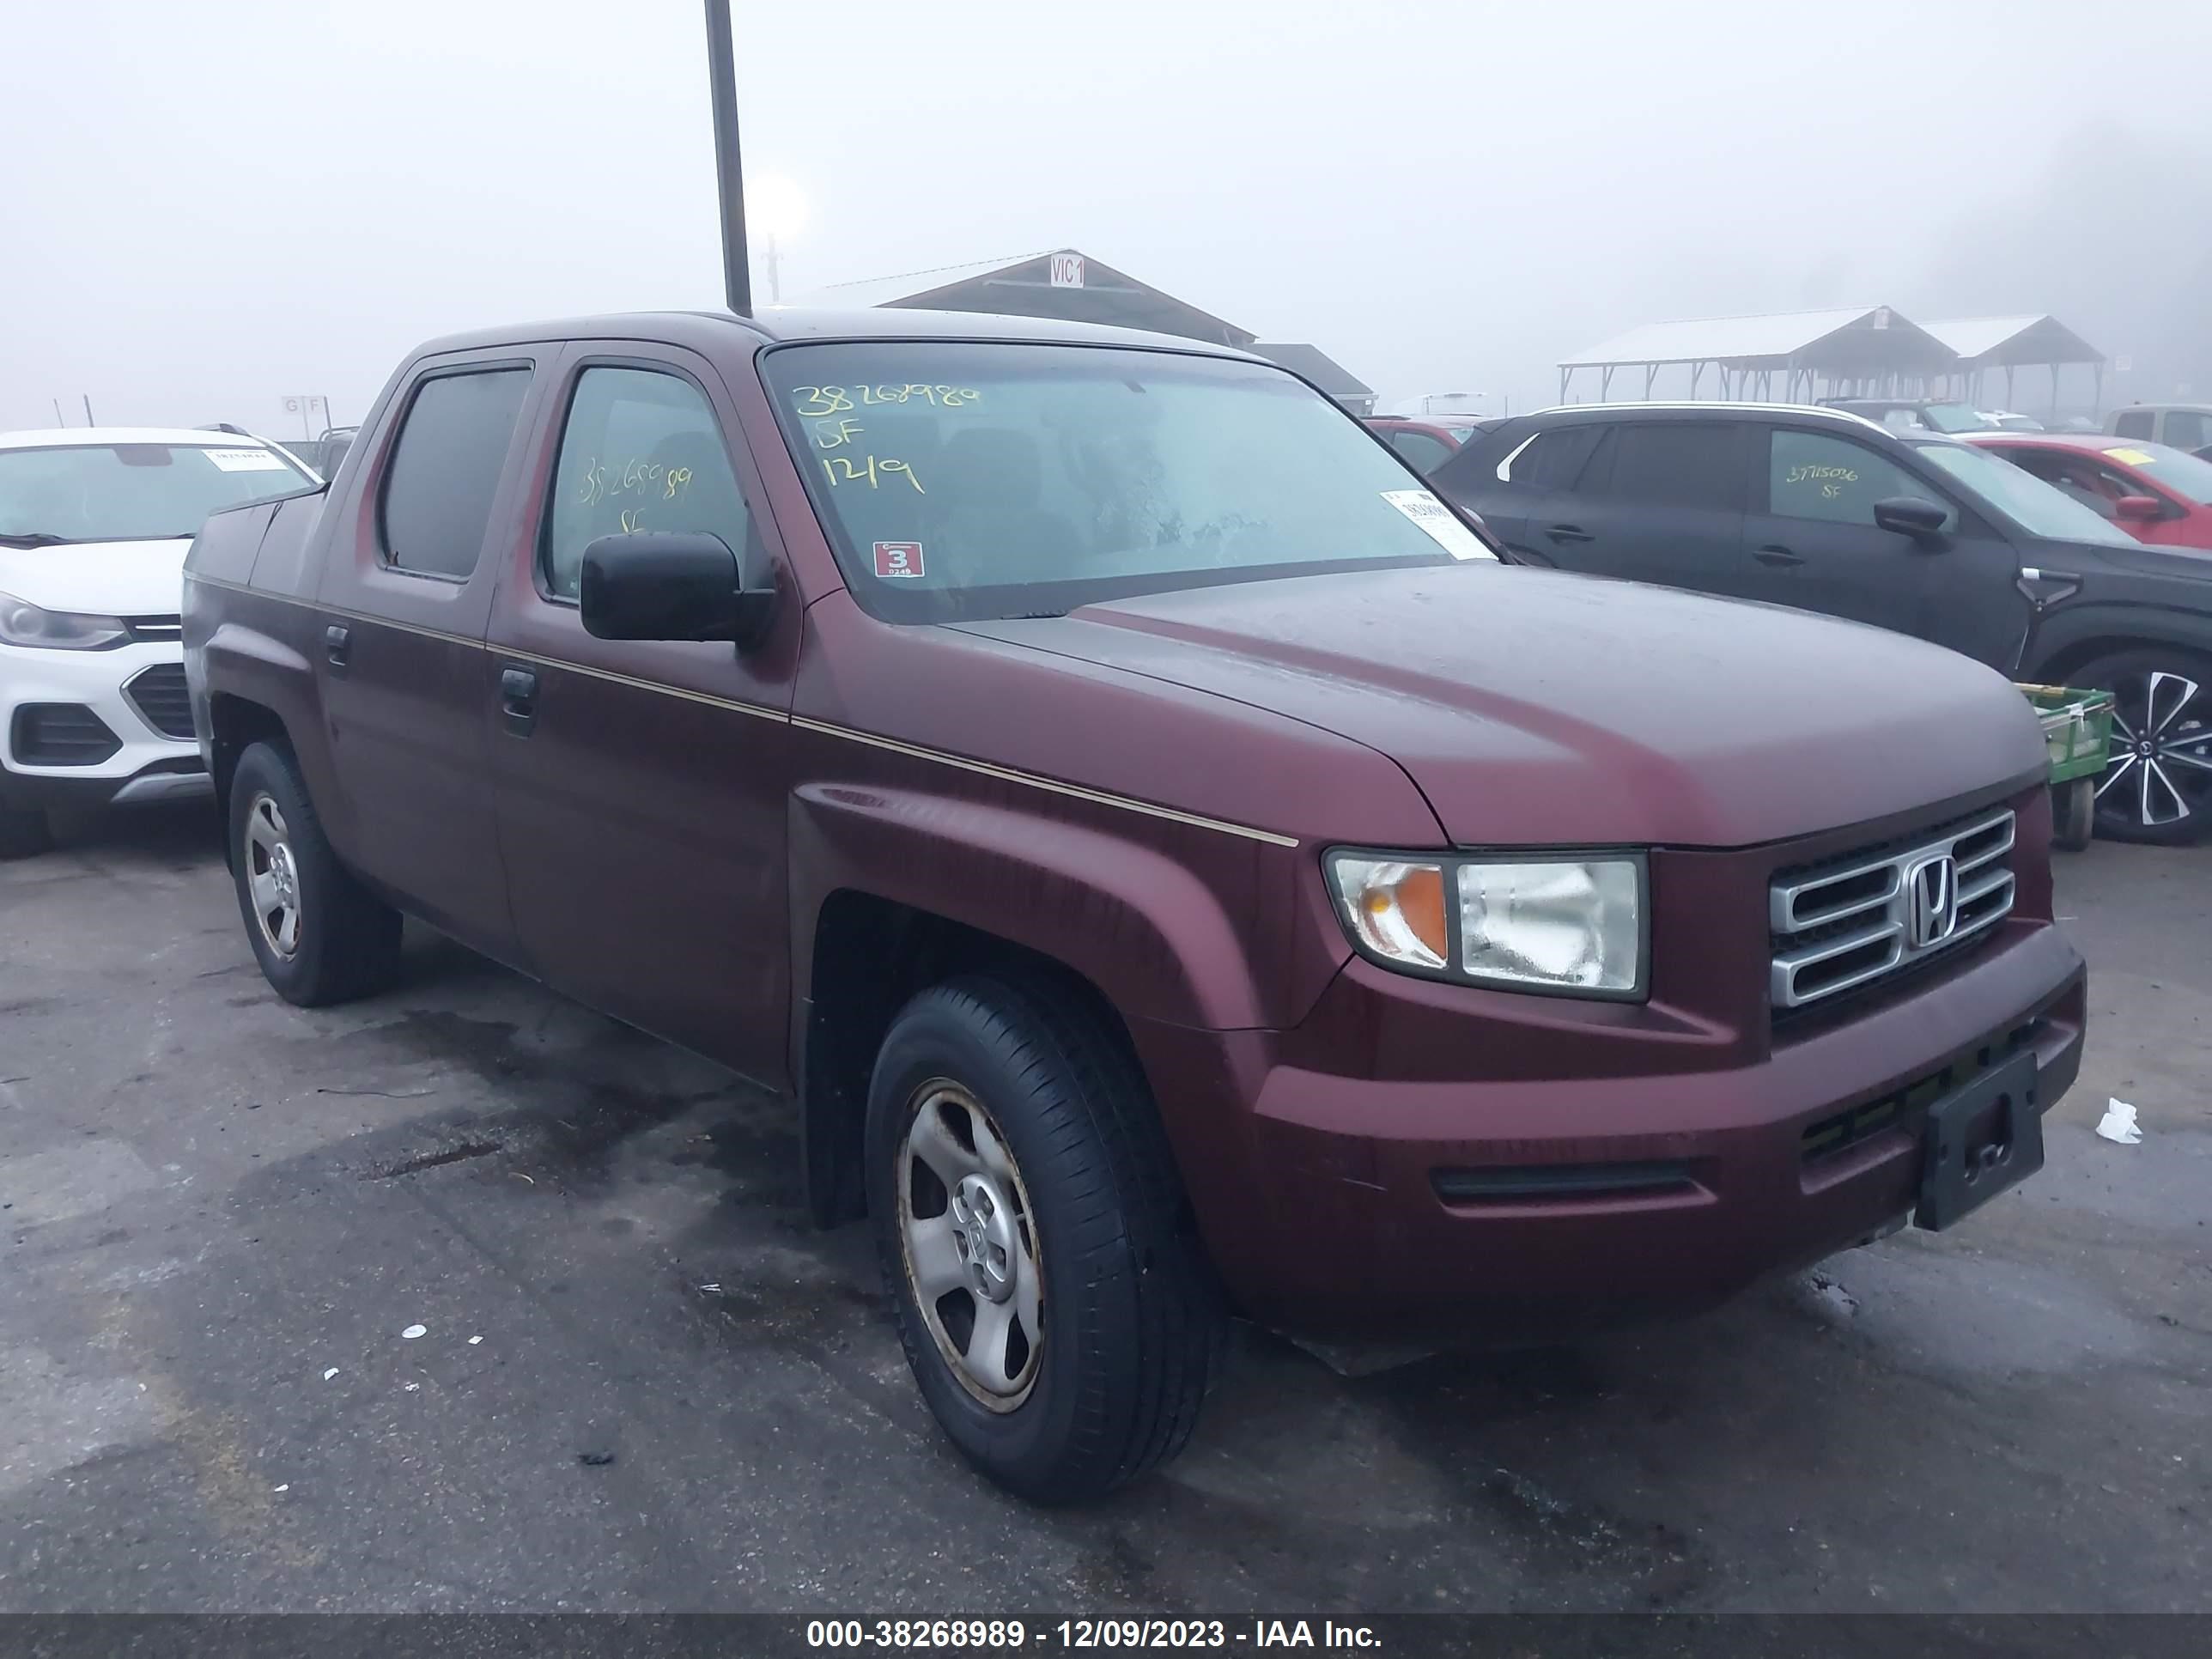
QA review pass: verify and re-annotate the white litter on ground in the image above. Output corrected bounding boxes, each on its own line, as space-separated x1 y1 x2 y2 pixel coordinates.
272 1484 289 1493
322 1367 339 1382
400 1324 427 1340
404 1382 421 1392
467 1335 483 1346
2096 1099 2143 1144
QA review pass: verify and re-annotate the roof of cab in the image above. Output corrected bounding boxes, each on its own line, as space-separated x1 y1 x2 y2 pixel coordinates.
413 306 1249 360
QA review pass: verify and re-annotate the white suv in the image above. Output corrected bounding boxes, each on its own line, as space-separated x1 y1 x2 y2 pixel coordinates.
1 427 319 856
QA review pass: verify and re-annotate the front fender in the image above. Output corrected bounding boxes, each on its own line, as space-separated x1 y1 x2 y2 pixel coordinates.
2027 597 2212 677
788 781 1279 1032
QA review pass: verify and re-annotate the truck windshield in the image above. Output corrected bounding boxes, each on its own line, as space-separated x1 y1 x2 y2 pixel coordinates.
762 342 1495 622
0 443 317 544
1911 439 2136 548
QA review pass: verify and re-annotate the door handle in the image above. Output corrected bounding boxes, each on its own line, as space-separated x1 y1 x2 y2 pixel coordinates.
1753 544 1806 567
499 665 538 735
1544 523 1595 543
324 623 350 667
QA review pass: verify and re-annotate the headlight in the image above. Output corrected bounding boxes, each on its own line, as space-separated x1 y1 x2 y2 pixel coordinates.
0 592 129 651
1328 851 1645 998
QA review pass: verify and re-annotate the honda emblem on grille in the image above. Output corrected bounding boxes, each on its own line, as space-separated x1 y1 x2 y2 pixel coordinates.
1905 853 1960 948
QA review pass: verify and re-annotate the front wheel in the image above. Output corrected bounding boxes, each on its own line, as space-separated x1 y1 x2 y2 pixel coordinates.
866 976 1223 1504
2075 649 2212 844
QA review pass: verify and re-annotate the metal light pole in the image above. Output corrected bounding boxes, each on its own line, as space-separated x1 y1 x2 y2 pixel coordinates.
703 0 752 316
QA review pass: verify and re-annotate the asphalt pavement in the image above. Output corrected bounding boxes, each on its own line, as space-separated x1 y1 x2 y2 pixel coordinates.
2 805 2206 1613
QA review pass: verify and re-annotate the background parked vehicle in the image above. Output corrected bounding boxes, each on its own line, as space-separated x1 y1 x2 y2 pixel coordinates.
1431 403 2212 843
2108 403 2212 459
1967 432 2212 552
0 425 317 856
1817 398 1994 434
187 309 2084 1502
1363 413 1503 472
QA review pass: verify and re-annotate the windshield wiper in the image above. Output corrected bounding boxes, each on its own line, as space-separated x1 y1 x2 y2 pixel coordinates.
0 532 76 548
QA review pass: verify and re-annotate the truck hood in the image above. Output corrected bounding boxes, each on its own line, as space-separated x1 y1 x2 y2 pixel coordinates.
0 538 191 617
959 564 2047 847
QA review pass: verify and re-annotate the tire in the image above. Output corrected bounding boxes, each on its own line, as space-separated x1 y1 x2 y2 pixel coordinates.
865 975 1224 1504
0 802 52 860
228 739 403 1006
2052 777 2095 852
2071 648 2212 845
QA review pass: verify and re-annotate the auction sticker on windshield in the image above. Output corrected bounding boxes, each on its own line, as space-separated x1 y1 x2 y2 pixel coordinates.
873 541 926 579
2106 448 2156 467
1382 489 1495 560
201 448 290 472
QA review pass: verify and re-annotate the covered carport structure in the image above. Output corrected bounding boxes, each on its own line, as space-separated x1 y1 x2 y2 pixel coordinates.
1919 315 2106 415
1558 306 1956 404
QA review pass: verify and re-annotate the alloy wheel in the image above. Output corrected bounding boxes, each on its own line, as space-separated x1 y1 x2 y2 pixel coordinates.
245 793 303 957
897 1080 1044 1411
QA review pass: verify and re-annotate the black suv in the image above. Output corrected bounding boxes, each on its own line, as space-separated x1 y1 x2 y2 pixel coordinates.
1431 403 2212 843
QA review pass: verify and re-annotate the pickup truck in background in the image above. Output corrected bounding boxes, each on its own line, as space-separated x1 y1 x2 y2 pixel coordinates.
185 309 2085 1503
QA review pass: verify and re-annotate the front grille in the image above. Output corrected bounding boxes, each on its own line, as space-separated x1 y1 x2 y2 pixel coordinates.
125 663 194 738
9 703 122 767
124 615 182 643
1771 809 2014 1013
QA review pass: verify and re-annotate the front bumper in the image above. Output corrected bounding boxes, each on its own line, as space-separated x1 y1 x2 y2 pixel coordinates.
2 639 208 810
1136 918 2085 1342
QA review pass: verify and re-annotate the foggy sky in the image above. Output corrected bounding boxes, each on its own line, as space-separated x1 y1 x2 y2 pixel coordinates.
6 0 2210 438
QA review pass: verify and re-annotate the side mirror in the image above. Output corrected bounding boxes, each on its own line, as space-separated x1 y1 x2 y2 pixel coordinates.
2115 495 2166 524
1872 496 1950 544
580 532 776 649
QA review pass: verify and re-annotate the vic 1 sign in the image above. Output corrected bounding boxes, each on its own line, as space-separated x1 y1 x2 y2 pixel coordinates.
1049 252 1085 289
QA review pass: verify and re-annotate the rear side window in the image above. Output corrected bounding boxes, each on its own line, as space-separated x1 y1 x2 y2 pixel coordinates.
1493 424 1604 489
1582 423 1742 509
2113 410 2155 440
541 367 754 600
380 368 532 579
1765 429 1940 527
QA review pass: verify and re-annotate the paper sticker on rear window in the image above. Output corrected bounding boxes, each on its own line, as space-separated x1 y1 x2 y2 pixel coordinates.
2106 447 2156 466
873 541 925 579
1382 489 1495 561
201 447 290 472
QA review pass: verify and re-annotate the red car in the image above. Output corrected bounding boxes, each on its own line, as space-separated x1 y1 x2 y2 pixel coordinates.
1967 432 2212 552
1364 413 1500 472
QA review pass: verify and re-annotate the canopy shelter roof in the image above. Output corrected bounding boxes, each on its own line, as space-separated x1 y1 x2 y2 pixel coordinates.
789 249 1255 348
1917 315 2106 368
1247 342 1375 408
1562 306 1953 374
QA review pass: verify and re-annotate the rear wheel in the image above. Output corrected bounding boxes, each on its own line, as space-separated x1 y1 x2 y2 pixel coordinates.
228 740 403 1005
2075 649 2212 844
866 975 1223 1504
0 802 52 860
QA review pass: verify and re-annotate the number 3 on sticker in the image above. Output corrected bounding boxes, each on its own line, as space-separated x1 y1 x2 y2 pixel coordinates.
874 541 925 579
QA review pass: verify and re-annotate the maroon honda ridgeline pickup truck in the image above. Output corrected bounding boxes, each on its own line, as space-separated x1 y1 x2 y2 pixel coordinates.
184 309 2086 1502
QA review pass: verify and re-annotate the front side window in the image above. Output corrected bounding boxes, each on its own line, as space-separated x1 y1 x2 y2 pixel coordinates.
762 343 1494 623
2100 441 2212 507
2114 410 2155 440
2161 410 2211 451
1766 430 1938 526
0 443 315 546
380 368 532 580
1583 423 1742 509
1909 438 2135 547
542 367 752 600
1386 429 1456 473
